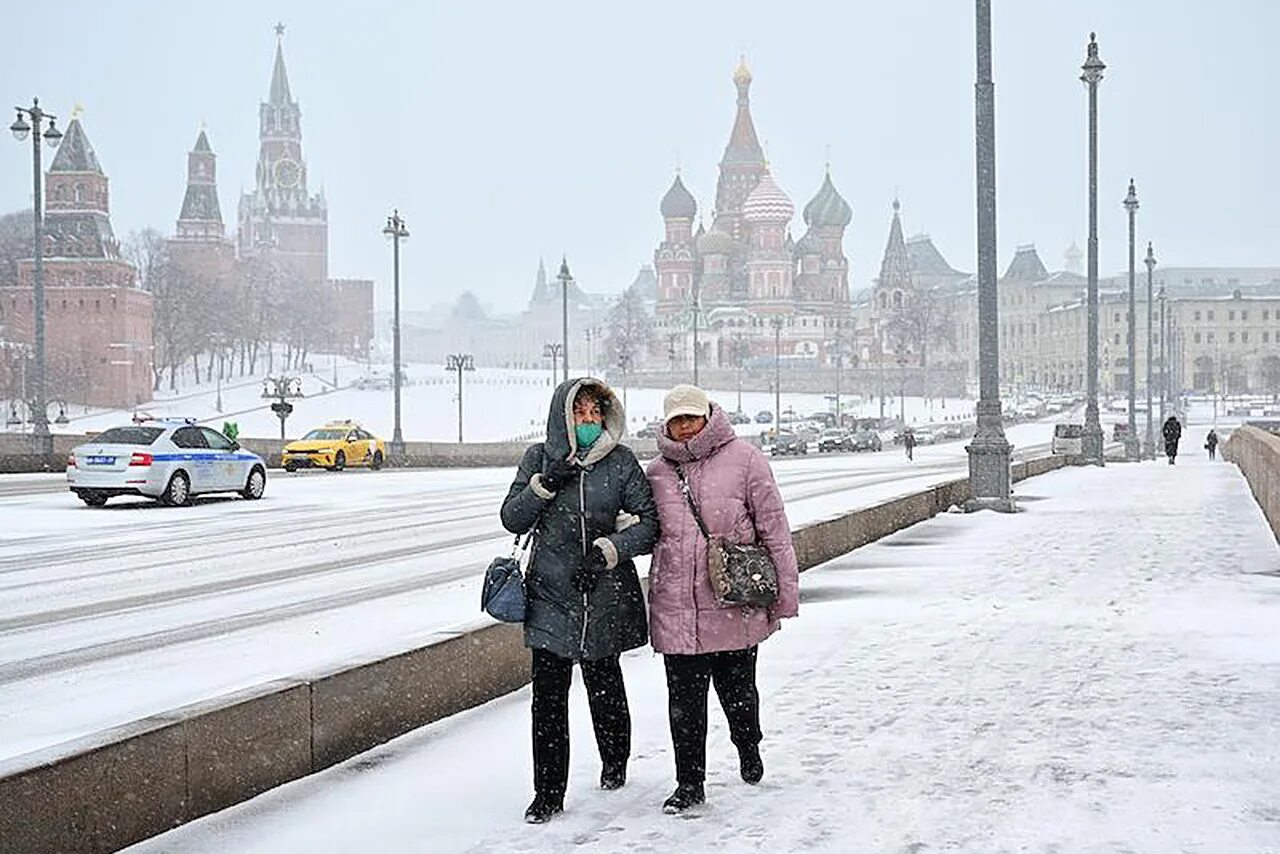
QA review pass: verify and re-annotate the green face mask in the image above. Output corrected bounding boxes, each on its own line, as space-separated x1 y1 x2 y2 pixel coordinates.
575 422 603 448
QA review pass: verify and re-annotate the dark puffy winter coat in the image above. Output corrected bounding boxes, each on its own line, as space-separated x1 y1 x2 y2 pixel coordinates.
500 378 658 661
1162 416 1182 454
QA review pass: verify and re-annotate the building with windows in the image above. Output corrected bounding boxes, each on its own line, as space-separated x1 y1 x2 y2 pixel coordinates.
2 116 153 408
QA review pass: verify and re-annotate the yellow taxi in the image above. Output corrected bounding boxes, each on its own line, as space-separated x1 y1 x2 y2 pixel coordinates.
281 421 387 472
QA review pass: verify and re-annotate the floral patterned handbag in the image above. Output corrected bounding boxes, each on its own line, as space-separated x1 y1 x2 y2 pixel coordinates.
675 464 778 608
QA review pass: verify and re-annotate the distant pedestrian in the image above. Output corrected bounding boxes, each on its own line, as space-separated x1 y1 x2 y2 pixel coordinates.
646 385 799 815
500 378 658 824
1162 415 1182 465
903 427 916 461
1205 429 1219 460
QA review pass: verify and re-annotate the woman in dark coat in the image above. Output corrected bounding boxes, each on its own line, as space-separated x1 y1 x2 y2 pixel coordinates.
1206 428 1219 460
500 377 658 824
1162 415 1183 464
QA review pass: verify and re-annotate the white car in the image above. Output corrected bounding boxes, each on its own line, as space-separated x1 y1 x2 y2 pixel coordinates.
68 419 267 507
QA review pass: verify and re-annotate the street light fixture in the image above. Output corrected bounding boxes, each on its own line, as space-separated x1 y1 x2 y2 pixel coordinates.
770 317 784 431
1080 33 1106 466
966 0 1014 508
445 353 475 443
896 342 908 425
1144 241 1157 459
382 209 409 463
543 342 562 387
1123 179 1140 461
1157 272 1167 431
10 98 63 459
557 257 572 380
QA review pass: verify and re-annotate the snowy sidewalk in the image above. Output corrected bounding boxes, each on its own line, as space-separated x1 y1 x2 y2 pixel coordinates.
130 427 1280 854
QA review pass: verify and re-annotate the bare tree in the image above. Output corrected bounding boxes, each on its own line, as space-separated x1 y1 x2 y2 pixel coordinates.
604 286 654 374
889 286 955 401
0 209 33 288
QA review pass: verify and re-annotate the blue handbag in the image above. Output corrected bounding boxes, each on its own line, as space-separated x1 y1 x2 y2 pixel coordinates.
481 529 534 623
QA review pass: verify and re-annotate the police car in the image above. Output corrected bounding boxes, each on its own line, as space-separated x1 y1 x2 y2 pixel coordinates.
67 417 267 507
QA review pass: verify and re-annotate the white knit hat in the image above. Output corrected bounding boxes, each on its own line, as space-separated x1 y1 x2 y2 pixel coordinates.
663 384 710 424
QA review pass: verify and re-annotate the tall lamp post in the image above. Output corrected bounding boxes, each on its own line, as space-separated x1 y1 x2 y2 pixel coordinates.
966 0 1013 508
543 342 562 387
1122 179 1140 461
445 353 474 443
1157 274 1166 430
382 210 409 463
1144 241 1157 459
1080 33 1106 466
556 257 572 379
732 332 747 415
10 99 63 458
770 317 783 431
896 342 908 425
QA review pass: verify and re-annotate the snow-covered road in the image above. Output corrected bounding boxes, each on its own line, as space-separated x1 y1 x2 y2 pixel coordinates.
126 424 1280 853
0 422 1053 762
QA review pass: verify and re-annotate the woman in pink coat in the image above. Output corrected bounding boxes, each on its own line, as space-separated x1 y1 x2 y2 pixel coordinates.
645 384 799 813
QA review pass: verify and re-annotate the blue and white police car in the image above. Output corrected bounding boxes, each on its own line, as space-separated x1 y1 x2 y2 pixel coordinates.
67 418 266 507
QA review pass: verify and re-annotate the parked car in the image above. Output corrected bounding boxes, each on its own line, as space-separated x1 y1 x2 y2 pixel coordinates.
727 410 753 425
1112 422 1130 442
771 430 808 456
282 421 386 471
1052 423 1084 456
755 410 774 424
912 427 938 445
635 422 663 439
68 419 266 507
849 429 882 452
817 428 851 453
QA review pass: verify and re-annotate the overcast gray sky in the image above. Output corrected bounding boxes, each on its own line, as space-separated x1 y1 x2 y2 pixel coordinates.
3 1 1276 314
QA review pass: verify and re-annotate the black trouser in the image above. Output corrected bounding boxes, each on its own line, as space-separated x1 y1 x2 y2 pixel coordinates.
1208 445 1217 460
530 648 631 800
663 646 762 785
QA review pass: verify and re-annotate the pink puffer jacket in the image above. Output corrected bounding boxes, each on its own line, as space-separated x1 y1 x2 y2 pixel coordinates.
645 403 799 655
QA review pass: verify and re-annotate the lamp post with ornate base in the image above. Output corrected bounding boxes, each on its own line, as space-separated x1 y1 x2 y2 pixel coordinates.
10 99 63 460
557 257 572 380
382 210 409 463
445 353 474 443
1143 241 1157 459
1123 179 1140 461
965 0 1014 511
1080 34 1106 466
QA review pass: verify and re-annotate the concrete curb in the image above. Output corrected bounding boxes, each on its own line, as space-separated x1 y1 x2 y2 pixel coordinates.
0 455 1068 854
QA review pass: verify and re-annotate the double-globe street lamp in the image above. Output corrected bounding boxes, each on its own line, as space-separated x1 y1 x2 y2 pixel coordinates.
1080 33 1106 466
543 342 562 387
445 353 474 443
10 99 63 458
1123 179 1140 462
383 210 409 463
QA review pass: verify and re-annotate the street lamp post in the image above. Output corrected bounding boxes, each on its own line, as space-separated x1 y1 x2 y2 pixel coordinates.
770 317 783 431
691 279 701 386
1157 276 1166 430
966 0 1014 508
1123 179 1140 461
382 210 409 463
732 332 746 415
831 319 844 427
896 343 907 425
1144 241 1157 459
445 353 474 443
557 257 572 379
542 342 562 387
10 99 63 459
1081 33 1106 466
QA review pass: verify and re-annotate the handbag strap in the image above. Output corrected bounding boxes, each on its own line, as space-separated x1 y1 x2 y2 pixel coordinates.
674 463 712 542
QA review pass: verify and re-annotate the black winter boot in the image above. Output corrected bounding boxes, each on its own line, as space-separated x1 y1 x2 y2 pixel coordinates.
662 782 705 814
738 743 764 784
524 794 564 824
600 763 627 790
